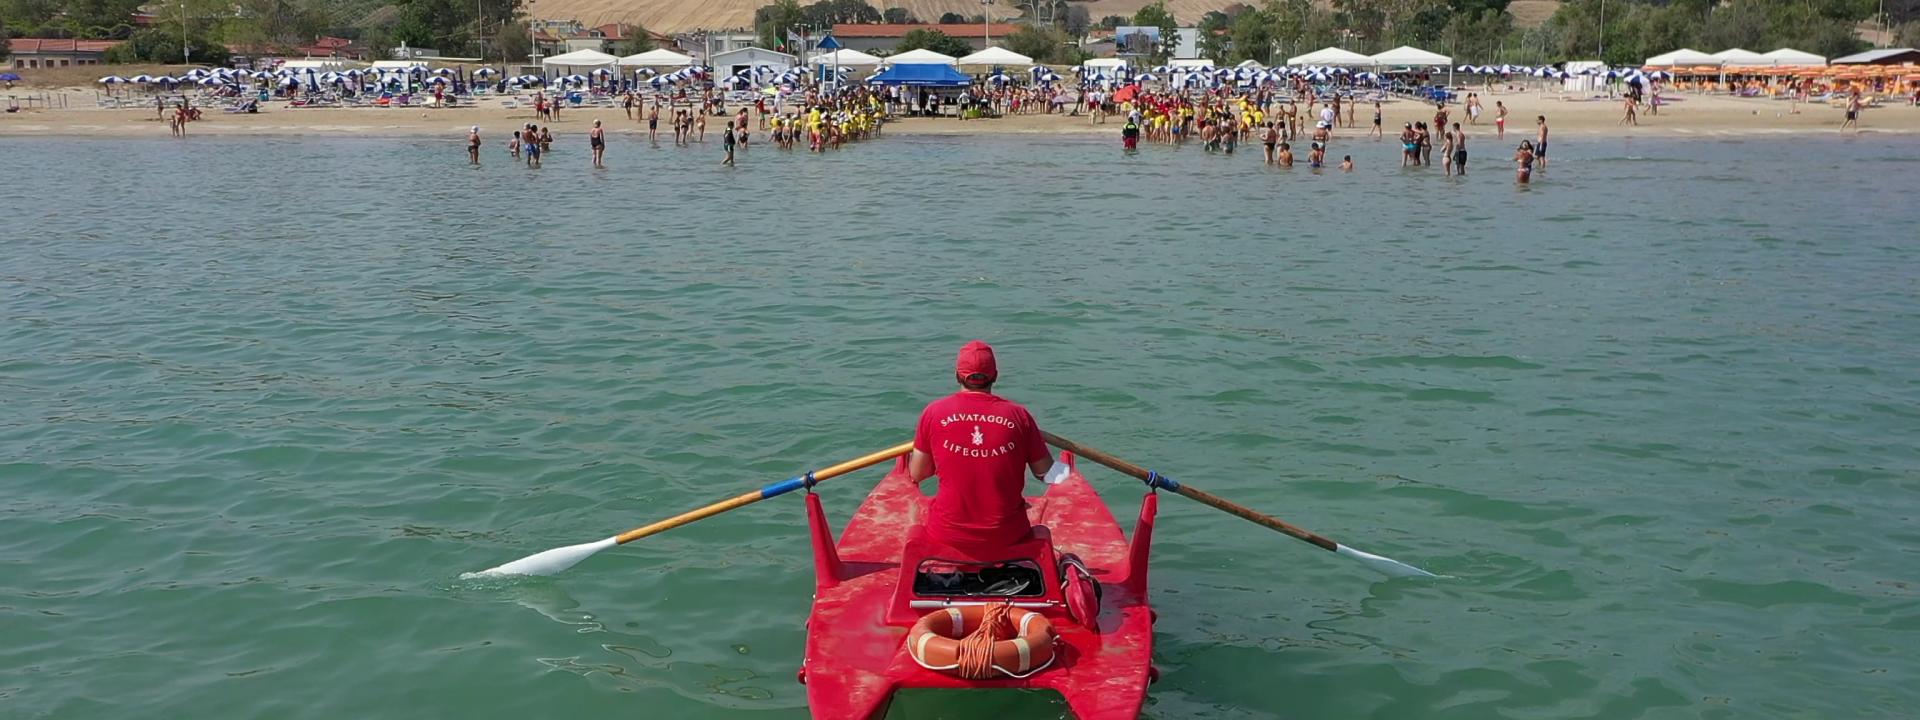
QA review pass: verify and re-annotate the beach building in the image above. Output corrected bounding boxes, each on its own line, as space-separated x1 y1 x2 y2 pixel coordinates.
1830 48 1920 65
7 39 122 69
710 47 797 78
827 24 1022 54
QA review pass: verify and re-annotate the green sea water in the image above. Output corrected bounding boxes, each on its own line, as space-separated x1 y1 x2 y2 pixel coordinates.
2 133 1918 720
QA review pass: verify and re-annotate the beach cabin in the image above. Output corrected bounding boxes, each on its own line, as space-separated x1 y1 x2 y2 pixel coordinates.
711 47 796 79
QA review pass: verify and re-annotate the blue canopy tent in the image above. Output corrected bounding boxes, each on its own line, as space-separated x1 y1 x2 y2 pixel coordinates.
866 64 972 87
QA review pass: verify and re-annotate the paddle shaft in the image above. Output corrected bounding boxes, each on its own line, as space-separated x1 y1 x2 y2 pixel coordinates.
612 442 913 545
1042 432 1338 553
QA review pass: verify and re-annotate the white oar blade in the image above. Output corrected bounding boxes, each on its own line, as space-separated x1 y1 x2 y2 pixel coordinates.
464 537 618 578
1336 544 1440 578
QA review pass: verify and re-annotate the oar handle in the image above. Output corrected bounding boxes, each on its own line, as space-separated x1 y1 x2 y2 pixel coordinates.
1042 431 1338 552
613 441 913 545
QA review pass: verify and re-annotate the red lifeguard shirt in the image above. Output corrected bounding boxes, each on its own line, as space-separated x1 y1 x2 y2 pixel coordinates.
913 390 1049 552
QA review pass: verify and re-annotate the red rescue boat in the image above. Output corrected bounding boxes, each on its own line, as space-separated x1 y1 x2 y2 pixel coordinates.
797 450 1159 719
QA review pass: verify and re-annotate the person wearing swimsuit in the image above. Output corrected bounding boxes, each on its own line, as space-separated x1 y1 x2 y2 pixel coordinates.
1261 122 1278 163
589 120 605 168
468 126 481 164
1535 115 1549 168
1451 122 1467 176
1401 123 1417 167
648 104 660 142
1515 141 1534 184
1370 102 1383 139
1277 142 1294 167
1496 101 1508 139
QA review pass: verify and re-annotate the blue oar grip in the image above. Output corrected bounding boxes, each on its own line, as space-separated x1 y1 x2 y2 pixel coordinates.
762 475 807 499
1145 471 1181 492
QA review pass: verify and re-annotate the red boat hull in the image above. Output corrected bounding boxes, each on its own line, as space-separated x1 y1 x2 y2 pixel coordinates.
799 452 1158 719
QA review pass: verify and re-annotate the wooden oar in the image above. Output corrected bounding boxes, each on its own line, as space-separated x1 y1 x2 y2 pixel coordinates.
467 442 913 578
1042 432 1438 578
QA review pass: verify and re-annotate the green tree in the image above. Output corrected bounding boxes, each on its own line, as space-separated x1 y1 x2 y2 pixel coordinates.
615 25 655 55
0 17 7 64
939 12 967 23
1096 14 1127 30
756 0 806 51
882 6 912 23
1197 10 1233 60
1227 7 1276 63
895 28 973 56
1061 5 1091 36
1006 23 1072 62
493 20 529 61
104 26 231 64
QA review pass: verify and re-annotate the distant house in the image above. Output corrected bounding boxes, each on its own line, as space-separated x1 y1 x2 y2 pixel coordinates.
673 30 759 62
826 23 1023 54
8 39 123 69
296 36 367 60
565 23 633 53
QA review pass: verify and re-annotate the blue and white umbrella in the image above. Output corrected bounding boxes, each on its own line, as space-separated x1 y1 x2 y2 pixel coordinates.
98 75 130 84
473 68 499 78
590 67 614 78
432 67 456 76
719 75 752 90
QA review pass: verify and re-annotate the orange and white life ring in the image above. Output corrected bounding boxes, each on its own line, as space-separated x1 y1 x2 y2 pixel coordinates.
906 604 1058 679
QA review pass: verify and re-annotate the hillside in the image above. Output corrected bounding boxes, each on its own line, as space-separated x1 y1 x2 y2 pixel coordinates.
527 0 1312 34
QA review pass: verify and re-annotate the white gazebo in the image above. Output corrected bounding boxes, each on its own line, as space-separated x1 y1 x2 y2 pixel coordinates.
1759 48 1825 66
542 49 619 72
1287 47 1372 66
1709 48 1769 66
1236 59 1265 68
1644 48 1720 67
619 48 693 68
957 46 1033 66
1081 58 1128 70
809 48 883 67
1168 58 1215 68
1368 46 1452 67
887 48 958 65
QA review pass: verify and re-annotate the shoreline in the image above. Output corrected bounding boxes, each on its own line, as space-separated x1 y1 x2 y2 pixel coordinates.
3 89 1914 139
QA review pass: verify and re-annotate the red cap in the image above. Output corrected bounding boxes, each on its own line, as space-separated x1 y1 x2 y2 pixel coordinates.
955 340 998 382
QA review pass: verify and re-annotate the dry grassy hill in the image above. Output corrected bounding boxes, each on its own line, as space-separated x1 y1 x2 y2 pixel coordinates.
530 0 1563 40
530 0 1310 34
1507 0 1560 29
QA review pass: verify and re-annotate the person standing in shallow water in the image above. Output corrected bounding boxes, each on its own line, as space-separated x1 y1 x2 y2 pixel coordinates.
722 120 736 166
468 126 481 164
589 120 605 168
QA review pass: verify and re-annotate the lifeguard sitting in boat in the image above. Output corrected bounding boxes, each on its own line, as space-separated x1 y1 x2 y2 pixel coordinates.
908 340 1064 558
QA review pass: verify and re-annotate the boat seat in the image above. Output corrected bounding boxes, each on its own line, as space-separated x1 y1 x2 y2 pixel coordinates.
886 522 1063 626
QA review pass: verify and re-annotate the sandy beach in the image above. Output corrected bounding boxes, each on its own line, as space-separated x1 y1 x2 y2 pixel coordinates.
3 86 1915 138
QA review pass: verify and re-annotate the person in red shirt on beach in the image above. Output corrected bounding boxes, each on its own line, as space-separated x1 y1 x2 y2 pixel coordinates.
908 341 1058 557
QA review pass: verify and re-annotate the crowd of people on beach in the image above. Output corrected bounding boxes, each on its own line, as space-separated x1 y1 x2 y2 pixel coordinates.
464 85 890 169
1107 84 1552 183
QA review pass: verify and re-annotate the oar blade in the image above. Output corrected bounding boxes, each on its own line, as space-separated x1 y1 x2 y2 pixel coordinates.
465 537 618 578
1335 544 1440 579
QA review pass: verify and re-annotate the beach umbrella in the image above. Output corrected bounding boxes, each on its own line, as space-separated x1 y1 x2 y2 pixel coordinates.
198 76 227 86
473 68 498 78
427 76 452 85
98 76 129 84
432 68 456 76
